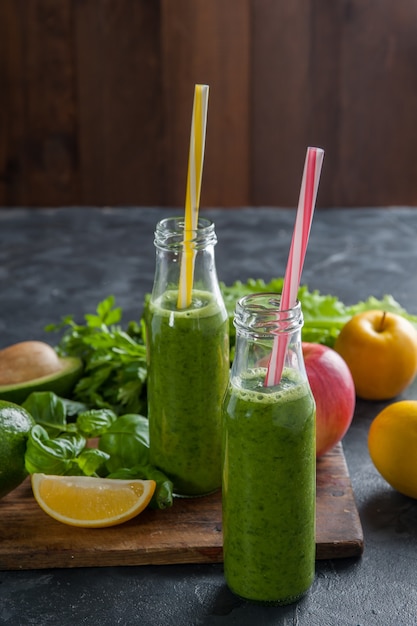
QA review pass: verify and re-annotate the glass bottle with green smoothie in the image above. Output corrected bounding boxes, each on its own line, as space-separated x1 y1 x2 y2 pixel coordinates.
146 216 229 497
222 294 316 605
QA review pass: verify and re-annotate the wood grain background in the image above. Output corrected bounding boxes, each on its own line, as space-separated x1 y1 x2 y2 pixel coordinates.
1 0 416 208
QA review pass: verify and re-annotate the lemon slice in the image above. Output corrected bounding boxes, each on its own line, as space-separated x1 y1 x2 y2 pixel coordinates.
31 474 156 528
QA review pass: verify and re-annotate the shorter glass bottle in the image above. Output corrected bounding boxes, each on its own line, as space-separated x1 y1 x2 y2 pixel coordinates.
146 216 229 497
222 293 316 605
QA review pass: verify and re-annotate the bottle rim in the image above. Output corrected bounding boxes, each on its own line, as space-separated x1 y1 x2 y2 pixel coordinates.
234 293 303 336
154 216 217 250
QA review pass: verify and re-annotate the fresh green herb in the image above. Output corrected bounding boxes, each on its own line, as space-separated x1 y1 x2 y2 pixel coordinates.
98 414 150 473
25 425 108 476
23 391 173 509
22 392 70 436
76 409 118 438
23 392 110 476
97 413 174 509
46 296 147 414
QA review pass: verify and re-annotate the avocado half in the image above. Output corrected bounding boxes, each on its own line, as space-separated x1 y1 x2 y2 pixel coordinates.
0 356 83 404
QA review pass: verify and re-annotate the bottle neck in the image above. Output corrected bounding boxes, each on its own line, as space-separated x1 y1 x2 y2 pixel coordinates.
231 294 306 385
151 216 223 305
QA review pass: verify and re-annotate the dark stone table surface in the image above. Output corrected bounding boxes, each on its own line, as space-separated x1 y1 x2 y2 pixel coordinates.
1 206 417 625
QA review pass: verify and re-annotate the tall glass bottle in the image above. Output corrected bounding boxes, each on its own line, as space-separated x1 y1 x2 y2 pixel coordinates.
222 294 316 604
146 216 229 497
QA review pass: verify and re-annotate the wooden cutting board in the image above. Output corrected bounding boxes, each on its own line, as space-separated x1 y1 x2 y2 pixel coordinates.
0 442 363 571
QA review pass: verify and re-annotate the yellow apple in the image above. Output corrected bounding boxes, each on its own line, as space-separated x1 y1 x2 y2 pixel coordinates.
334 310 417 400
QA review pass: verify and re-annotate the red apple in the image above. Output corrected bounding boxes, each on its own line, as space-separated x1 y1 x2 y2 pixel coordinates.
302 342 356 458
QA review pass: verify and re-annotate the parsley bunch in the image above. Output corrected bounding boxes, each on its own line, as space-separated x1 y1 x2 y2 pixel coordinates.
46 296 147 415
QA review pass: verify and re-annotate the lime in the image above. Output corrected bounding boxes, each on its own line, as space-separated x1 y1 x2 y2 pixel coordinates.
0 399 35 499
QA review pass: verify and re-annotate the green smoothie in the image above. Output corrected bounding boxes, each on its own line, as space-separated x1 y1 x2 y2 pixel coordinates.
147 288 229 496
222 366 316 605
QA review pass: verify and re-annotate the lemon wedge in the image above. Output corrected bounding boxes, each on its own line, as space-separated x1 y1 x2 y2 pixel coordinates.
31 474 156 528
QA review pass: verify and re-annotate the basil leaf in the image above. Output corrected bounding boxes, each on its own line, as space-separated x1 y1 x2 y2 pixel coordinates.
25 425 87 475
76 409 118 438
75 448 110 476
99 414 150 473
22 392 69 435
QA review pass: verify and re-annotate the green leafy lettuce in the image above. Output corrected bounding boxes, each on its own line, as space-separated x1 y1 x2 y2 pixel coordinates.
220 277 417 349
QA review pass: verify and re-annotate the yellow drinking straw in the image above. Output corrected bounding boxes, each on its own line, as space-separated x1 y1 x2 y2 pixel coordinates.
177 84 209 309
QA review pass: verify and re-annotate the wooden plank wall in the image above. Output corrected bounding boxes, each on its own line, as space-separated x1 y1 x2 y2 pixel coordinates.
0 0 416 209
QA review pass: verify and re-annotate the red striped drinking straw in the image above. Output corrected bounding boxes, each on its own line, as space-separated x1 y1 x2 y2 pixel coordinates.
264 146 325 387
